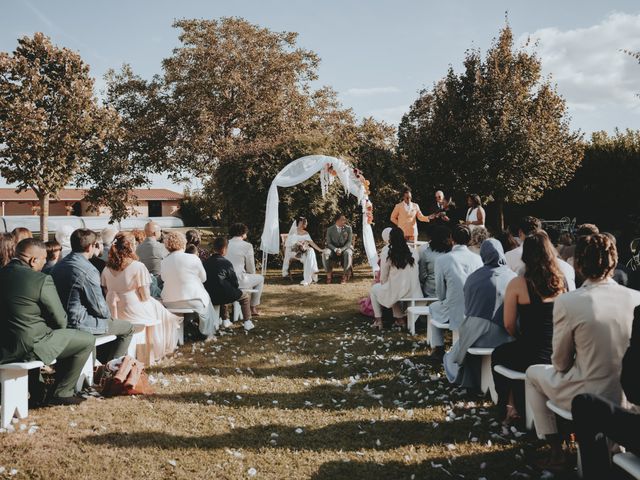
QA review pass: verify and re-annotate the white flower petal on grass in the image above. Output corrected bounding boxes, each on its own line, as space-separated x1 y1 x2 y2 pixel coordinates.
295 428 303 434
247 467 257 477
168 460 177 467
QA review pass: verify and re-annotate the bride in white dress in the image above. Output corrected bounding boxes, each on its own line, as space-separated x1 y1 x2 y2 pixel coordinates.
282 217 324 286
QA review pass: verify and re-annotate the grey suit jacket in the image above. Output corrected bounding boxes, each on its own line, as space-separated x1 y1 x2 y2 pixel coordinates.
430 245 483 330
326 225 353 252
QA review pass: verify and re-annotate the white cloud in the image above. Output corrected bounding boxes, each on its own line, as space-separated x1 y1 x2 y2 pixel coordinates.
344 86 401 96
365 104 409 125
519 12 640 115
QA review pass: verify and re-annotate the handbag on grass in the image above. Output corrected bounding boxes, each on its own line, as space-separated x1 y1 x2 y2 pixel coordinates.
98 355 154 396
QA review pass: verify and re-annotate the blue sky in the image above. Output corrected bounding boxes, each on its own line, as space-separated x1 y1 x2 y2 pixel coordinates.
2 0 640 189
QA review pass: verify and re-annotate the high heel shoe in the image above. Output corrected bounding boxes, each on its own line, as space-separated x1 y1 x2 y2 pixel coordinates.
371 319 383 330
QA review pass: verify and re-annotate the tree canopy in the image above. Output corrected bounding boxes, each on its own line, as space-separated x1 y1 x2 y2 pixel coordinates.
398 25 584 228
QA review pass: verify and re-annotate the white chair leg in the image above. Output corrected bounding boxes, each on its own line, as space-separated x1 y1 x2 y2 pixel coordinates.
1 369 29 428
407 311 417 335
479 355 498 403
212 305 221 331
426 316 433 347
176 317 185 346
76 352 94 392
233 301 243 322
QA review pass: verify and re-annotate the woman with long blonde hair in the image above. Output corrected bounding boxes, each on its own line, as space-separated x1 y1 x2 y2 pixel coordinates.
101 232 180 361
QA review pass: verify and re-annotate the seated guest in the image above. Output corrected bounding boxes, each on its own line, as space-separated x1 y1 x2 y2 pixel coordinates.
603 232 629 286
136 221 168 291
0 239 94 405
428 225 483 362
55 225 75 258
556 232 574 261
572 305 640 480
444 239 516 389
89 233 106 274
42 240 62 274
51 229 133 363
418 225 452 298
564 223 599 267
12 227 33 244
526 233 640 468
161 231 217 339
469 226 489 255
102 233 180 360
505 216 541 272
186 229 210 262
0 233 16 267
379 227 392 262
492 231 566 425
369 227 422 330
100 226 119 262
496 229 518 254
226 223 264 315
204 237 254 331
322 213 354 284
506 216 576 290
131 229 145 245
390 187 430 242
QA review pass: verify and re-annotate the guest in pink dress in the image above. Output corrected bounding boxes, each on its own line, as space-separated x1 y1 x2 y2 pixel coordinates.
101 232 180 361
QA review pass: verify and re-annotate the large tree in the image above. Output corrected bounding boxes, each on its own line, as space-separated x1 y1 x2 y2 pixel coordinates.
399 25 583 228
0 33 115 237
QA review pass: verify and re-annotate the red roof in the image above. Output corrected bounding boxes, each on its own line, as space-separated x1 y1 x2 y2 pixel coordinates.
0 188 183 202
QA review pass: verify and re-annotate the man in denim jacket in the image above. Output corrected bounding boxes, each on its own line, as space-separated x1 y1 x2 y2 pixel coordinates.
51 229 133 362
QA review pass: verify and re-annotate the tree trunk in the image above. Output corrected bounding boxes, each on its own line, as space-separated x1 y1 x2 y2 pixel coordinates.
496 198 505 231
39 193 50 241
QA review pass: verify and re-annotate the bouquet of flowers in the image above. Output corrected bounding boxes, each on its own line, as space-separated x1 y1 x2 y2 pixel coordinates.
292 241 310 255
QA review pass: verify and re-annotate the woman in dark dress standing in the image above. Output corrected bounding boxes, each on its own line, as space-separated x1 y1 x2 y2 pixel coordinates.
491 230 567 425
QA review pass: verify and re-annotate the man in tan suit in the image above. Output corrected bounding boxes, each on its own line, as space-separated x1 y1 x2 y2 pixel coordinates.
390 187 431 242
526 233 640 467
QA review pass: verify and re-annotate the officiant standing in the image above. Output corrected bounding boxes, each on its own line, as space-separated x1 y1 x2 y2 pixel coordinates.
322 213 353 284
390 187 430 242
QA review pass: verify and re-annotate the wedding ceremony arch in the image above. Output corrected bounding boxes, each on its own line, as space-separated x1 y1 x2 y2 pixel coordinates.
259 155 379 276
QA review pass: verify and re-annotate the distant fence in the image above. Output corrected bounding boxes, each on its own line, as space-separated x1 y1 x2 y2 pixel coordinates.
0 215 185 234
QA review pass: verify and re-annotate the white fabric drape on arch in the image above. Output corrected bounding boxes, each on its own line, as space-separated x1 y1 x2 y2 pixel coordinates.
259 155 379 275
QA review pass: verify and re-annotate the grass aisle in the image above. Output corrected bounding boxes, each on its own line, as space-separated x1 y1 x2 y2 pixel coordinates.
0 268 560 480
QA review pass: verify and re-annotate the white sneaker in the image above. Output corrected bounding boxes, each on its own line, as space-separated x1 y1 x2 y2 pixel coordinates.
222 319 233 329
243 320 255 331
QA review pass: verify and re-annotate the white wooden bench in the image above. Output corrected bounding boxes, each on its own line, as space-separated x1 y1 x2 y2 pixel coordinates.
613 452 640 479
75 334 117 392
128 319 161 366
467 347 497 403
167 305 222 342
429 318 459 345
233 289 258 322
0 359 55 428
493 364 534 430
401 296 437 336
407 306 429 336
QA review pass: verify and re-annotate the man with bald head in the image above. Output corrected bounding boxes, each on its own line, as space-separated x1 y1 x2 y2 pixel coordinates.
137 221 169 287
0 238 94 406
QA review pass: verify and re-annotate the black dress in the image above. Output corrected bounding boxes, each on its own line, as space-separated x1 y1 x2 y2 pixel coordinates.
491 281 554 419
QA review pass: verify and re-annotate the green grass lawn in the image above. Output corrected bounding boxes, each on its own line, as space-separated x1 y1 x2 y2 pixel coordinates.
0 267 573 479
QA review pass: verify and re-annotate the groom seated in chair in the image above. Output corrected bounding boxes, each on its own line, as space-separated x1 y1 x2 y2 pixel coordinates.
322 213 353 284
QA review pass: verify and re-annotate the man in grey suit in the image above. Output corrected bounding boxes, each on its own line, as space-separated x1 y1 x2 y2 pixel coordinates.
322 213 353 284
136 221 168 292
427 225 483 363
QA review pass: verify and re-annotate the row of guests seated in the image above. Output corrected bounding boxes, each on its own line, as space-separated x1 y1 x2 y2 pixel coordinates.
367 217 637 473
0 223 266 406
